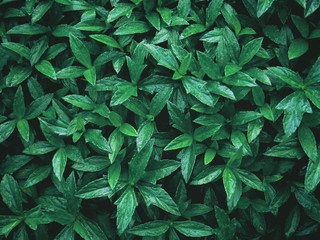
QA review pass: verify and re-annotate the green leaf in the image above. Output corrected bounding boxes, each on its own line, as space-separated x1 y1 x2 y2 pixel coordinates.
206 0 224 26
232 111 262 125
150 87 173 117
13 86 25 118
120 123 138 137
264 140 304 159
114 21 150 35
83 67 96 86
298 124 317 161
90 34 122 49
136 121 154 152
110 82 137 106
276 91 312 136
69 33 91 68
268 67 303 89
204 148 217 165
30 36 48 66
25 94 53 120
129 220 169 236
107 3 135 22
31 0 53 24
7 23 48 35
167 101 192 134
129 139 154 182
257 0 276 17
178 53 192 76
138 184 180 216
35 60 57 80
56 66 86 79
2 42 30 59
23 141 57 155
221 3 241 35
84 129 111 153
285 205 300 238
0 215 22 237
164 133 193 151
54 225 74 240
17 119 30 142
52 148 68 181
108 128 124 164
305 57 320 85
194 125 222 142
173 221 213 237
73 215 108 240
63 95 96 110
24 165 51 188
177 0 191 19
223 167 237 200
115 187 137 234
206 81 236 100
0 175 23 214
180 24 207 39
144 44 179 71
223 72 257 87
233 169 265 191
5 65 32 87
191 166 223 185
239 38 263 66
0 120 16 143
288 39 309 60
108 161 121 189
76 178 113 199
197 51 221 79
182 76 215 107
291 15 309 38
178 143 196 183
305 157 320 192
304 0 320 17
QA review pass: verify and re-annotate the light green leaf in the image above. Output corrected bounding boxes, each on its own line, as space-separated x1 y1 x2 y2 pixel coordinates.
52 148 68 181
24 165 51 188
17 119 30 142
120 123 138 137
110 82 137 106
83 67 96 86
114 21 150 35
164 133 193 151
305 157 320 192
268 66 303 89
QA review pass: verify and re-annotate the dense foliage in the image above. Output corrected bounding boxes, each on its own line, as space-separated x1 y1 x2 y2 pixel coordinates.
1 0 320 239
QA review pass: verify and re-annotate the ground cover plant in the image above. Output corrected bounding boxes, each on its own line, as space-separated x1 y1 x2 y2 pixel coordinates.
1 0 320 239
